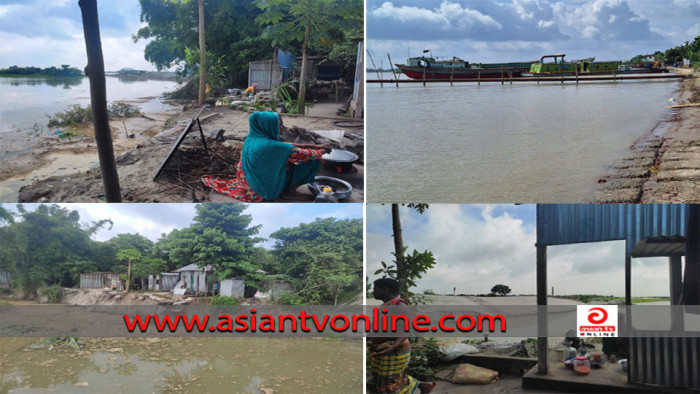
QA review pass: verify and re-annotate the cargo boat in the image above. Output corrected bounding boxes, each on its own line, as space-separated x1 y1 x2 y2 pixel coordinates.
395 56 534 80
523 54 620 76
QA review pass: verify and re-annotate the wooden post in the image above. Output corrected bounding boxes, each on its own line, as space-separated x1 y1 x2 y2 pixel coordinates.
536 245 548 375
477 70 481 86
501 68 504 85
198 0 206 106
422 66 426 87
387 53 399 87
450 67 454 86
79 0 121 202
366 50 383 87
509 70 513 85
575 65 579 85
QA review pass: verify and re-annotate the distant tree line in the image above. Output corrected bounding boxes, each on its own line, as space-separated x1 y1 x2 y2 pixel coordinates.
0 204 362 305
0 65 84 77
629 36 700 66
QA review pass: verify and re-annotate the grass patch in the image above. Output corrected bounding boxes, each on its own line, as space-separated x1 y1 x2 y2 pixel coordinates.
210 296 240 305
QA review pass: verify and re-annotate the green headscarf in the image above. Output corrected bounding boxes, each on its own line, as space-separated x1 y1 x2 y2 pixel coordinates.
241 112 294 200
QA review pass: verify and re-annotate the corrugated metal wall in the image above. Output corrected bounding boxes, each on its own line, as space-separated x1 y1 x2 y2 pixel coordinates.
79 272 123 291
536 204 689 254
536 204 697 390
630 335 699 390
0 271 11 285
160 274 180 292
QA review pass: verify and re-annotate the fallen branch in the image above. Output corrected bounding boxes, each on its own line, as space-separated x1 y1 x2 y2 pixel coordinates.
664 103 700 108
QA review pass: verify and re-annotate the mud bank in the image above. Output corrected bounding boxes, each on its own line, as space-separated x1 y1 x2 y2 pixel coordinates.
592 69 700 203
11 105 364 203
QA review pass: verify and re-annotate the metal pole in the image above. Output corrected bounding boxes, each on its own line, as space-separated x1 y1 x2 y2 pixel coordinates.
536 244 548 375
625 251 631 305
79 0 121 202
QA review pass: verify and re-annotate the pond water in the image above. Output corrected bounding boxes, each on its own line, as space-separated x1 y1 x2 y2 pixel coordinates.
0 337 361 394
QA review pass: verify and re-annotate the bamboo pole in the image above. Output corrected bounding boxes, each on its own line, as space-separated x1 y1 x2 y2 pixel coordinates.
387 53 399 87
78 0 121 202
366 50 383 87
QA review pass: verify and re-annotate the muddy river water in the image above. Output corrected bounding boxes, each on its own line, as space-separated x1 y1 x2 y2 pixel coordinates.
0 337 361 393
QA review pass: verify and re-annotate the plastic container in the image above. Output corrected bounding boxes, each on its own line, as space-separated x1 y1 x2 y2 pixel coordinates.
573 355 590 375
313 186 338 203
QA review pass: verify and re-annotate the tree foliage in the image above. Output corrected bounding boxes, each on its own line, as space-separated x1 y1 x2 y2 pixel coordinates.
490 284 512 296
255 0 362 112
270 217 362 304
134 0 272 89
0 205 111 293
161 204 265 286
373 204 436 302
0 65 83 77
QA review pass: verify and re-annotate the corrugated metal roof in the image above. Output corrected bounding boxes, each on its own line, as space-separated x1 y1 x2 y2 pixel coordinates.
536 204 689 254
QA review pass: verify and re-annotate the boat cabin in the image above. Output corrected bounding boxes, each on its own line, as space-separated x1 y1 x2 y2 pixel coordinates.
406 56 468 69
529 54 620 75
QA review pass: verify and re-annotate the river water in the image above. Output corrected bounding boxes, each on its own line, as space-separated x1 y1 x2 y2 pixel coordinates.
366 73 680 202
0 337 361 393
0 76 179 156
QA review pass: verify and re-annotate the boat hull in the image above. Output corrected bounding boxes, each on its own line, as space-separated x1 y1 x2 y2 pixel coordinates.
396 64 531 80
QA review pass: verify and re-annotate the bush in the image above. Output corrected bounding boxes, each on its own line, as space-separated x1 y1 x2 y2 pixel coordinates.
47 104 92 128
211 296 240 305
274 293 305 305
39 285 62 303
406 338 442 381
108 102 141 118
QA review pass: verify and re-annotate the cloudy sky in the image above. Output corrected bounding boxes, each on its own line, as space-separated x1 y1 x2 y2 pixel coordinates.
367 204 675 297
367 0 700 64
0 0 156 71
1 203 363 248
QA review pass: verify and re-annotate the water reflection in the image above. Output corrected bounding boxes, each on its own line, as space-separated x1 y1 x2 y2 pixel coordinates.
2 77 84 88
0 337 361 393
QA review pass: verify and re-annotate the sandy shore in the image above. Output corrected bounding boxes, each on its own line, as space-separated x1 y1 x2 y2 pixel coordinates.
4 102 364 203
591 68 700 203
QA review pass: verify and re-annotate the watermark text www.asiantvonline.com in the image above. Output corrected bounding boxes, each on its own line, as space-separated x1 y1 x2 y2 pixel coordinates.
123 308 507 334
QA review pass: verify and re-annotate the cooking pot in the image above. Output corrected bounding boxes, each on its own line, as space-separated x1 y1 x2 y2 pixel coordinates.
321 149 358 173
307 176 352 200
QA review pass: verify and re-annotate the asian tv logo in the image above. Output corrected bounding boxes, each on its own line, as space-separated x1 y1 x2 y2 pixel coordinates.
577 305 618 337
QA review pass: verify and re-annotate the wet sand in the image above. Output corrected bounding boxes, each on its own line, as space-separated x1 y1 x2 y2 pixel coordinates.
591 68 700 203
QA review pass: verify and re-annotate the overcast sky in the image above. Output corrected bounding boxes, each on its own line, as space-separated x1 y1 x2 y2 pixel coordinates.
1 203 363 248
367 0 700 64
367 204 675 297
0 0 156 71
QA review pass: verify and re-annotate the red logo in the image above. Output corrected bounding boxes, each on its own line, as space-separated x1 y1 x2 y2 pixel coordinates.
587 307 608 324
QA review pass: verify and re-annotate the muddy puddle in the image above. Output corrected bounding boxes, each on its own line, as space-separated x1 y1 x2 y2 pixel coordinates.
0 337 361 393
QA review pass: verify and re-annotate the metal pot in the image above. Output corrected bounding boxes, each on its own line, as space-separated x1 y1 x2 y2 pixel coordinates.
321 149 358 173
307 176 352 200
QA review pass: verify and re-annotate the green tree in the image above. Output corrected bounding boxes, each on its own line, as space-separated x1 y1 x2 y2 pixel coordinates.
116 249 141 293
490 284 512 296
376 204 435 301
0 205 111 294
270 217 362 304
164 204 264 286
255 0 362 113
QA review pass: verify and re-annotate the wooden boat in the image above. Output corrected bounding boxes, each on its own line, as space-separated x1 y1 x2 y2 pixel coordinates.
395 56 534 80
523 54 620 76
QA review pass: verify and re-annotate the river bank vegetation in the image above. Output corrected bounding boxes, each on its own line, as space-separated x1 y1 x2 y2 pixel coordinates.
0 65 84 78
629 35 700 67
133 0 362 105
0 204 362 305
